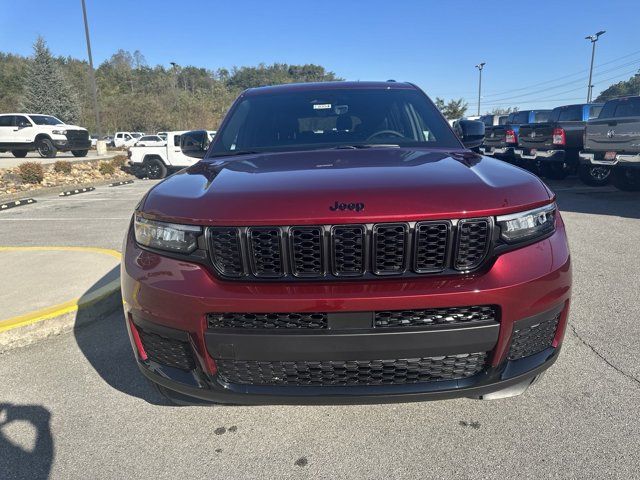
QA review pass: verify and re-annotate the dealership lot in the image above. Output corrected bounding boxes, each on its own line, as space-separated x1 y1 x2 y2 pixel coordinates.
1 178 639 479
0 150 116 169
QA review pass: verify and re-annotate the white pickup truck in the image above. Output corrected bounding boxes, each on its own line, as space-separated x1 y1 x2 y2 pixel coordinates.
126 130 216 178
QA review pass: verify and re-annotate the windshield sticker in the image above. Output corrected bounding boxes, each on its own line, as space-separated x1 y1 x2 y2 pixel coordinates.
313 104 332 110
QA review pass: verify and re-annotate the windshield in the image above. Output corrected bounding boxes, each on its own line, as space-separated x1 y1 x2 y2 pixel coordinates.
210 88 460 156
29 115 64 125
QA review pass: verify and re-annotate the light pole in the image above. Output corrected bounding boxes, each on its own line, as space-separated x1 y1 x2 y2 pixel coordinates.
81 0 101 137
475 62 485 116
585 30 606 103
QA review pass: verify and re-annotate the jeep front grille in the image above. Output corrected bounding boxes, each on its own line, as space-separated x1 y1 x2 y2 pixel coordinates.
207 219 491 281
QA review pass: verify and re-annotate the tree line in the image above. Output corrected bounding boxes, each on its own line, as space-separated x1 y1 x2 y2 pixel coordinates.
0 38 342 134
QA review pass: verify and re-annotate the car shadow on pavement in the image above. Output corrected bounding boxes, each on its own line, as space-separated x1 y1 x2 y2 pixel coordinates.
554 188 640 220
72 267 169 406
0 403 53 480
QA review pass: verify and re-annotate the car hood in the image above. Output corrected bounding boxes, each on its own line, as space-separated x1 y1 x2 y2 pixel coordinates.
141 148 553 225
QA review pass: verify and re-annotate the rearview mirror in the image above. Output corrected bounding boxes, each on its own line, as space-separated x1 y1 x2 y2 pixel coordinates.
454 120 485 150
180 130 210 159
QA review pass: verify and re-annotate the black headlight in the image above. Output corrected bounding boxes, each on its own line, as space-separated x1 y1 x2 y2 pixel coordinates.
496 203 556 243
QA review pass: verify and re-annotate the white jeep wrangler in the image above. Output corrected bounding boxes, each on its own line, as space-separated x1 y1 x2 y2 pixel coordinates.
0 113 91 158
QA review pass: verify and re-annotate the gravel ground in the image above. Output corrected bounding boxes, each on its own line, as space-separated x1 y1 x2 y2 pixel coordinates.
0 176 639 479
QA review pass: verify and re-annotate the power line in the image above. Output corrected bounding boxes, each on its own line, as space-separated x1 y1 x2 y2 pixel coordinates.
481 49 640 98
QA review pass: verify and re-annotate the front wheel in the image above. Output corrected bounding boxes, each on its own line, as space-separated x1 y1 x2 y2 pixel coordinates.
145 158 167 179
539 162 569 180
11 150 28 158
72 149 89 157
611 168 640 192
37 138 57 158
578 164 611 187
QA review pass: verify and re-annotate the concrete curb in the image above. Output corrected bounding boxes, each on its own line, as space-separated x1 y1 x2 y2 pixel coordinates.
0 246 122 354
59 187 96 197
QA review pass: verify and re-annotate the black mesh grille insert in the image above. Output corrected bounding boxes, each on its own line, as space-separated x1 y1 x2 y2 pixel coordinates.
508 312 560 360
216 353 487 386
290 227 323 276
207 312 328 329
373 223 408 274
332 226 365 276
375 305 497 328
209 227 244 277
248 227 283 277
138 329 196 370
455 219 490 270
414 222 449 272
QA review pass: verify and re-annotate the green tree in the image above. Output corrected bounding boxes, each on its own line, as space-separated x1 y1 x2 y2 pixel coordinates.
596 71 640 102
20 37 80 123
442 98 468 120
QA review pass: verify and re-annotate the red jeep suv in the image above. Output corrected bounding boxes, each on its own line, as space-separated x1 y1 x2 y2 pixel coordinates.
121 82 571 405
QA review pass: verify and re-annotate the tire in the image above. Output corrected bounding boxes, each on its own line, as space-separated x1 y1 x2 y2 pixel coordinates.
611 167 640 192
145 157 167 179
36 138 57 158
578 164 611 187
71 149 89 157
148 380 213 406
11 150 28 158
539 162 569 180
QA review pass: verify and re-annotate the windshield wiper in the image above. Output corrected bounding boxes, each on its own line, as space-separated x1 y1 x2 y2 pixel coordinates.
208 150 261 158
331 144 400 149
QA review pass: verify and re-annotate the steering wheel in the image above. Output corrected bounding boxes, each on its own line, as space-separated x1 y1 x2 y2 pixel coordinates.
366 130 406 142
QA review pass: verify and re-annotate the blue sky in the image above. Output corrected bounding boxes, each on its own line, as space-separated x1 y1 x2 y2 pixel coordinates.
1 0 639 112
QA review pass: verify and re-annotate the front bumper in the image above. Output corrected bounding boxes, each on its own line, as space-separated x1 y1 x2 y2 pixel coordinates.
514 148 565 163
53 138 91 151
122 220 571 404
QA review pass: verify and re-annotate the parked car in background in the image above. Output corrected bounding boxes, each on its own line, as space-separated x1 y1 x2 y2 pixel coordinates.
515 103 604 184
102 135 114 147
157 131 168 140
114 132 134 148
126 130 216 178
480 110 552 161
479 114 508 127
580 96 640 191
135 135 166 147
0 113 90 158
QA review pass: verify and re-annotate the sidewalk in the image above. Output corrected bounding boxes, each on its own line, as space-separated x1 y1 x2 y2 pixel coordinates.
0 246 122 351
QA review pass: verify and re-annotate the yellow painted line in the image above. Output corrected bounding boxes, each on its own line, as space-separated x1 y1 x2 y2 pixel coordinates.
0 246 122 333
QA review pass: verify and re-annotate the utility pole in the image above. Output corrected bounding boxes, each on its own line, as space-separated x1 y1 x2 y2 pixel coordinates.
585 30 606 103
81 0 101 136
475 62 485 116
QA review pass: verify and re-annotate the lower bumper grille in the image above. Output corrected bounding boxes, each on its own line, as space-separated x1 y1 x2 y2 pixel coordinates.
508 312 560 360
138 328 196 370
216 353 487 386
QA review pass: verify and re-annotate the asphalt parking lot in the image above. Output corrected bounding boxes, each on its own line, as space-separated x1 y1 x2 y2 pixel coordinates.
1 177 639 479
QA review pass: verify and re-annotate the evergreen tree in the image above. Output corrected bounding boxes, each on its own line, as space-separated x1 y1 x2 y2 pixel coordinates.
20 37 80 123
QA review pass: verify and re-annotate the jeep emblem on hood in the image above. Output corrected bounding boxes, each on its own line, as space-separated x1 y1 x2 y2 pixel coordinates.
330 201 365 212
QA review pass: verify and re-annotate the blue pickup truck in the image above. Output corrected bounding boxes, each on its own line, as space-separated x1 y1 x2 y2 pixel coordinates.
515 103 604 184
480 110 552 163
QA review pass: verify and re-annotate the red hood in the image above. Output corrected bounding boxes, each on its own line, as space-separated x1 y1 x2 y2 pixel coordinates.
141 148 552 225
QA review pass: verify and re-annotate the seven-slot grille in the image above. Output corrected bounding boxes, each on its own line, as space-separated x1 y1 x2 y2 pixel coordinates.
208 219 491 281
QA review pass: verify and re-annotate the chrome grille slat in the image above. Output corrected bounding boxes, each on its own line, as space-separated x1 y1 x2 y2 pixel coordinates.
207 219 492 281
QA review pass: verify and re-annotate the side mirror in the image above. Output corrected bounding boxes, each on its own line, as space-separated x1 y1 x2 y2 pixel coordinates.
180 130 210 159
454 119 485 150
